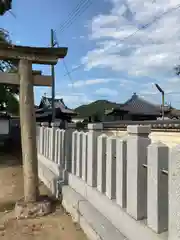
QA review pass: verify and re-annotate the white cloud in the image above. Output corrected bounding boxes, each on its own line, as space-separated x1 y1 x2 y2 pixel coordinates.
68 78 113 88
95 87 118 96
119 79 136 90
81 0 180 79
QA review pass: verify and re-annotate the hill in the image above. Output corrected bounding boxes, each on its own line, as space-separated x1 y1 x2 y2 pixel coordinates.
75 100 121 120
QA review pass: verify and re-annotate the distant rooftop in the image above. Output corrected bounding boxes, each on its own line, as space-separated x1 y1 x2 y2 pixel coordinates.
38 96 76 115
106 93 171 116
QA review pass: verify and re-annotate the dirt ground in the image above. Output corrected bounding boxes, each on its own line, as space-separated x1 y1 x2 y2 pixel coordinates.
0 148 88 240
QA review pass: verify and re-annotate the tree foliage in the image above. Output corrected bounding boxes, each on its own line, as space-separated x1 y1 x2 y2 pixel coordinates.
0 0 12 15
0 29 19 114
75 100 121 120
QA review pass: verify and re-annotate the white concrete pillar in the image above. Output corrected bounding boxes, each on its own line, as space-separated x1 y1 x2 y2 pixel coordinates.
40 123 48 155
72 131 78 175
82 132 88 181
97 134 107 193
87 123 103 187
54 128 59 164
126 125 151 220
64 128 73 172
50 122 59 161
76 131 83 177
56 129 61 165
106 136 117 199
60 130 65 168
169 146 180 240
47 127 51 159
43 123 49 158
116 138 127 208
147 142 168 233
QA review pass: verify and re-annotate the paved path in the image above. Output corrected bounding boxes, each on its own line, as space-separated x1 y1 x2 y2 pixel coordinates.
0 150 87 240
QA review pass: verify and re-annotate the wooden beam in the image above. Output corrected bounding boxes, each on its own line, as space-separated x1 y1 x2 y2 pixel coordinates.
0 43 68 65
32 70 42 75
0 72 52 86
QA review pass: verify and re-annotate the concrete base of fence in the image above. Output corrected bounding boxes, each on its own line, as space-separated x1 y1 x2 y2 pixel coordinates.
61 185 127 240
37 155 126 240
67 174 168 240
37 155 168 240
38 154 62 197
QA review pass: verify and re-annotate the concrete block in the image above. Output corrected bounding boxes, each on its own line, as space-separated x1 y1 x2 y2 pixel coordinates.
106 137 116 199
62 185 127 240
169 145 180 240
147 142 168 233
82 132 88 181
116 138 127 208
87 130 100 187
126 132 150 220
72 131 78 175
76 131 83 178
88 123 103 131
127 125 151 135
97 134 107 193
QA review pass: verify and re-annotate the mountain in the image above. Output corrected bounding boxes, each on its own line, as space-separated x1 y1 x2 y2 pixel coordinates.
74 100 121 120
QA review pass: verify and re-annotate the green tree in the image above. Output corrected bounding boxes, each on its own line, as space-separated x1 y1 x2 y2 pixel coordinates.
0 29 19 115
0 0 12 15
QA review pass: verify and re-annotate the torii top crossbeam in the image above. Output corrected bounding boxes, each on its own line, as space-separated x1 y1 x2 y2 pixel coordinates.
0 43 68 64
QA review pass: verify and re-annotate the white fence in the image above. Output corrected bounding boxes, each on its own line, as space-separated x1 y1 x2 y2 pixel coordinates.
37 122 180 240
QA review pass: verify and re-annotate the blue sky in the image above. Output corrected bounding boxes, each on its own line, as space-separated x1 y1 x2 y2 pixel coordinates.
1 0 180 108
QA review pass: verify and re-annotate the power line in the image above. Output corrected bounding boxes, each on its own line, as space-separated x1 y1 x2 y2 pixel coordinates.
55 0 93 35
62 59 74 87
64 3 180 77
53 31 75 90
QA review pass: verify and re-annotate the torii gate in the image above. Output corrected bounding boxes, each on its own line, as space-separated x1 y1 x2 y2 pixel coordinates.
0 43 67 207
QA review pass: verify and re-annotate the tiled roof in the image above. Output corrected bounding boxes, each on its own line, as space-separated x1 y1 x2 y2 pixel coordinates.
119 93 161 115
39 96 76 115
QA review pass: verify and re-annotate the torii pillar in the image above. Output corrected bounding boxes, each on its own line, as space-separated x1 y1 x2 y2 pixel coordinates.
0 44 67 204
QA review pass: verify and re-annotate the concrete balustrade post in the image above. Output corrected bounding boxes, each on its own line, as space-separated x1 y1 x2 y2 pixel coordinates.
82 132 88 181
72 131 78 174
76 131 83 177
50 122 59 161
169 146 180 240
147 142 168 233
87 123 103 187
116 138 127 208
126 125 151 220
64 128 74 172
106 136 117 199
97 134 107 193
41 122 48 156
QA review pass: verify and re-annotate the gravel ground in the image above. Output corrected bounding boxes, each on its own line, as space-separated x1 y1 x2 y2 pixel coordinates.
0 150 87 240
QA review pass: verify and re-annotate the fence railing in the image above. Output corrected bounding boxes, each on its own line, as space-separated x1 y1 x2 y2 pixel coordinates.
11 116 180 131
37 122 180 240
68 119 180 131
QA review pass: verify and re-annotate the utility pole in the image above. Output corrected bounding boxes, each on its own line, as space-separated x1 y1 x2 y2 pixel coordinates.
51 29 55 122
155 83 165 120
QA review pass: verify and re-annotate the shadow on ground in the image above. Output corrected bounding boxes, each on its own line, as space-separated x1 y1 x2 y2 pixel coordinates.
0 140 22 167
